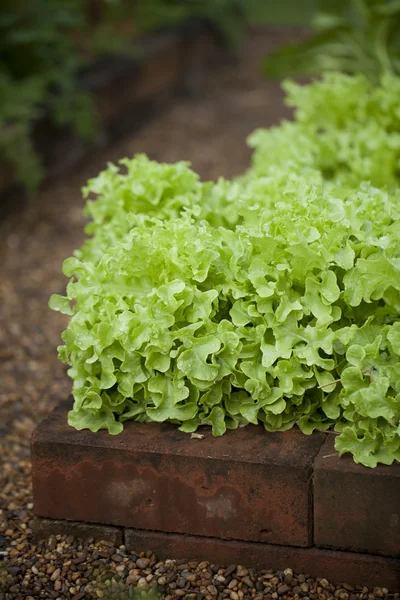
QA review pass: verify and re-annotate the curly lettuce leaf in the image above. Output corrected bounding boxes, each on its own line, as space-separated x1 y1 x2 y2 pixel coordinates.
50 73 400 467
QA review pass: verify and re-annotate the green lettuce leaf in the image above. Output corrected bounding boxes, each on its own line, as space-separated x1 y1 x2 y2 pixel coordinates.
51 72 400 467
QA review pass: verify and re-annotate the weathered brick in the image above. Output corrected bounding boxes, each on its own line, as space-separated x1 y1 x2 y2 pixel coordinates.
32 517 123 545
124 528 400 590
314 437 400 557
32 399 324 547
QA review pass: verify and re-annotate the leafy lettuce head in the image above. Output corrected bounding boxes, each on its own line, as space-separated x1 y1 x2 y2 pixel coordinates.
50 73 400 468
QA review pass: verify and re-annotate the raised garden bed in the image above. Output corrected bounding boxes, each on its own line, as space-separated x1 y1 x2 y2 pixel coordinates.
31 400 400 590
0 20 216 219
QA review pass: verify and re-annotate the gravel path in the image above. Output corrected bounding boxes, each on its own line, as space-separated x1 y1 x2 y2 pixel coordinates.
0 29 397 599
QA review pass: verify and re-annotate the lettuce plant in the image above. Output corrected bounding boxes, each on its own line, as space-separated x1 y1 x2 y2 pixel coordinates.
50 73 400 467
263 0 400 82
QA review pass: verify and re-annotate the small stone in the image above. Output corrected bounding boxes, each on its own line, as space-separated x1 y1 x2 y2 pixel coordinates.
236 567 248 577
199 562 209 570
111 553 123 562
9 586 20 594
46 535 56 550
51 568 61 581
230 593 239 600
216 576 226 583
225 565 237 577
293 586 301 594
158 576 167 585
47 564 56 574
136 558 150 569
278 584 290 595
228 579 238 589
284 574 293 585
320 579 330 589
54 580 62 592
284 569 293 576
174 591 186 597
256 582 264 592
301 583 310 593
208 585 218 595
243 576 253 588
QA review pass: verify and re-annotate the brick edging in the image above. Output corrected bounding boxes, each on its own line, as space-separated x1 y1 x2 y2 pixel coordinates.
31 400 400 590
32 399 324 548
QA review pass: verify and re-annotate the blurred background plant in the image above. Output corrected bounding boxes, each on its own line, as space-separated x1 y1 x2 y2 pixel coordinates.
263 0 400 81
0 0 116 191
0 0 317 193
7 0 398 193
99 577 164 600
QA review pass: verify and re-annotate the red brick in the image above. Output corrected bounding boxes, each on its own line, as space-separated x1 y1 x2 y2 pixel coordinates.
124 528 400 590
31 399 324 547
32 517 123 545
314 437 400 557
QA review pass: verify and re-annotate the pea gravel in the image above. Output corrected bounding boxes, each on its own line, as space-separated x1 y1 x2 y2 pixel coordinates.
0 29 397 600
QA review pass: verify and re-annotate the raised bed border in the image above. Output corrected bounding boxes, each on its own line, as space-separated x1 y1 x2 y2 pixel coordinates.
31 400 400 590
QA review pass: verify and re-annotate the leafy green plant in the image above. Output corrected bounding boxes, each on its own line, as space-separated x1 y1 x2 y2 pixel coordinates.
263 0 400 81
102 580 162 600
0 0 252 192
0 0 101 190
50 73 400 468
135 0 248 47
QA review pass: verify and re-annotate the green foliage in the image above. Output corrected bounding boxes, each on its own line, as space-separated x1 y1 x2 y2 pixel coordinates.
0 0 251 192
104 582 162 600
135 0 248 47
50 73 400 468
245 0 317 27
0 0 98 190
248 72 400 189
263 0 400 81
